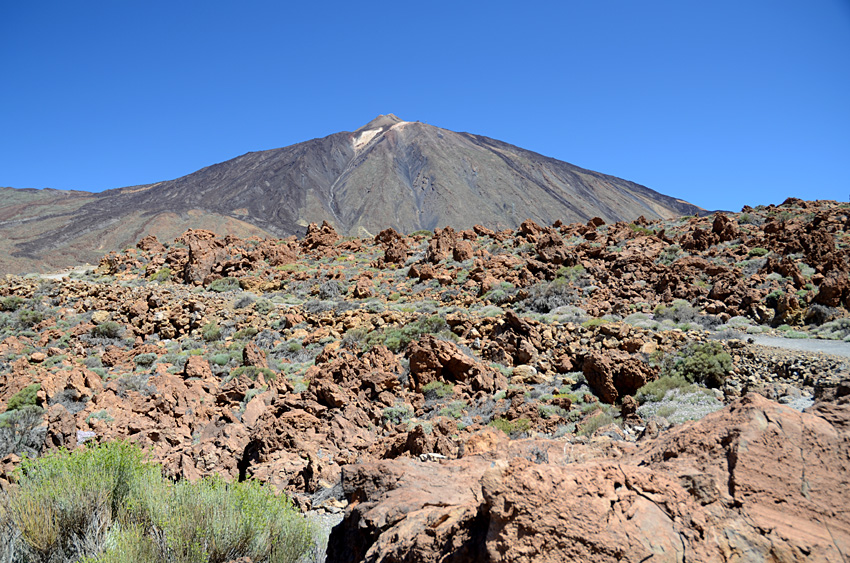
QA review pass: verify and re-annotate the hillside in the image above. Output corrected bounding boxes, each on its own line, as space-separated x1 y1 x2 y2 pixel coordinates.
0 198 848 561
0 115 703 274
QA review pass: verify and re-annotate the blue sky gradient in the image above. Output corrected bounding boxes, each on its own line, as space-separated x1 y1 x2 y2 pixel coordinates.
1 0 848 212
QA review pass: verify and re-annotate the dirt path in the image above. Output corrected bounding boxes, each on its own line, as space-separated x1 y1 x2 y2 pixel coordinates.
747 334 850 360
37 265 95 280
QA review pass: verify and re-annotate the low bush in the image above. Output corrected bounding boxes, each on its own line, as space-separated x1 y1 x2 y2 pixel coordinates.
1 441 316 563
91 321 124 339
635 375 693 404
0 296 25 311
17 309 44 328
438 401 466 419
228 366 276 381
422 381 454 401
489 417 531 438
254 299 274 314
207 277 240 293
233 327 260 341
522 278 579 314
660 341 732 388
382 403 413 425
133 353 157 367
366 315 450 353
578 411 616 436
748 247 769 257
318 280 345 300
150 267 171 282
210 353 231 366
5 383 40 411
201 322 222 341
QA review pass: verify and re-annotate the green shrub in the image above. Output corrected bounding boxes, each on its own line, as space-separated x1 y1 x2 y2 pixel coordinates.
210 353 231 366
748 247 769 257
254 299 274 314
233 327 259 341
0 404 45 457
133 353 157 367
581 318 610 329
17 309 44 328
628 223 655 236
150 267 171 282
0 296 25 311
1 441 315 563
92 321 124 339
228 366 276 381
658 244 682 265
6 383 41 411
578 411 616 436
86 410 114 424
556 264 586 281
207 277 240 293
369 315 449 352
382 403 413 425
635 375 694 404
201 322 222 341
661 341 732 388
438 401 466 419
538 404 569 419
422 381 454 400
489 417 531 437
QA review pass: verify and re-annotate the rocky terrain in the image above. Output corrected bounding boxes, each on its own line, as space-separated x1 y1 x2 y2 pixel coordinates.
0 197 849 561
0 114 703 274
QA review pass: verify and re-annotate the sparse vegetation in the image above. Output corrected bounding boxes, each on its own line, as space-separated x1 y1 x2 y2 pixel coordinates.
0 441 316 563
91 321 123 339
659 341 732 388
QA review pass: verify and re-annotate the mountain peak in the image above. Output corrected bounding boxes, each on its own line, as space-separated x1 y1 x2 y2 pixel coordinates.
356 114 404 132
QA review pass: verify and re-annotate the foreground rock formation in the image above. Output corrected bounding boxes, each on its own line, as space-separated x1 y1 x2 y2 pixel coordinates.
328 394 850 562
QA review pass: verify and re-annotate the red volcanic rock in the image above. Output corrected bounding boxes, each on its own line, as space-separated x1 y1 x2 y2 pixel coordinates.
711 212 740 242
326 456 492 563
328 394 850 563
383 239 409 265
255 239 298 267
136 235 166 253
407 335 506 394
535 231 573 265
374 227 404 247
183 355 214 380
582 350 658 404
44 403 76 450
815 270 850 308
519 219 543 237
302 221 340 250
452 240 475 262
352 278 374 299
179 229 230 286
425 227 458 263
242 342 268 369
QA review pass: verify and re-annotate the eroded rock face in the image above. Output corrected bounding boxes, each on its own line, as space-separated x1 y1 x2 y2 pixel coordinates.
582 350 658 404
407 335 507 394
326 394 850 563
181 229 230 285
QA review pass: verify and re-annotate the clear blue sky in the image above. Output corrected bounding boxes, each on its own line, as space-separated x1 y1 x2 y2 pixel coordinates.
2 1 848 212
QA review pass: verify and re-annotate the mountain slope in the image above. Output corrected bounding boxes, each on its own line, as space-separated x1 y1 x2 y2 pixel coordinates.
0 115 703 273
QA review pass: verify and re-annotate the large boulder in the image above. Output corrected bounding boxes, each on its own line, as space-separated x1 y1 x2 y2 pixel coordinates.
582 350 658 404
326 394 850 563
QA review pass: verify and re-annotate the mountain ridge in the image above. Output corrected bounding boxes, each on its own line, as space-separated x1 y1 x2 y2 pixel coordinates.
0 115 704 273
